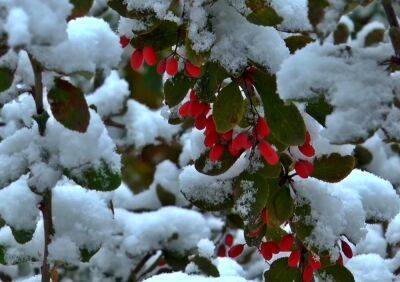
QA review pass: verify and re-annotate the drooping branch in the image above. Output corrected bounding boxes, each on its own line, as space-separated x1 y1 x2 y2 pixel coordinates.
382 0 400 56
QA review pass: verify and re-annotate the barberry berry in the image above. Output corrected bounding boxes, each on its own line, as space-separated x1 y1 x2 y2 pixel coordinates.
185 61 201 78
157 59 167 75
210 144 224 163
166 57 178 76
130 49 144 70
120 36 130 48
143 46 157 66
295 160 314 178
288 250 301 268
258 140 279 165
228 244 244 258
279 234 294 252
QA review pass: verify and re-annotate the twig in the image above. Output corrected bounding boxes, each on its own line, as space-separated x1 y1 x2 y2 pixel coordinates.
382 0 400 56
40 191 54 282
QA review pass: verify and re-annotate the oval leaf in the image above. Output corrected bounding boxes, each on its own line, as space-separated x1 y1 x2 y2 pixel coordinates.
312 154 355 183
164 73 194 107
264 258 301 281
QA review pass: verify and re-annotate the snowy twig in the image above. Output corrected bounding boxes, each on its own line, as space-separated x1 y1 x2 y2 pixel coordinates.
382 0 400 56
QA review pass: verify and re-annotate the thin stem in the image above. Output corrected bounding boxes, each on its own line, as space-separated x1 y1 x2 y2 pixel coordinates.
40 191 54 282
382 0 400 56
28 54 44 117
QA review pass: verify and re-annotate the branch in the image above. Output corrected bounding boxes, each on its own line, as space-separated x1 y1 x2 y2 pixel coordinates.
382 0 400 56
40 191 54 282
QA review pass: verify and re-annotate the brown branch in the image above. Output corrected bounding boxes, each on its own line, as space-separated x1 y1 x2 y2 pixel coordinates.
382 0 400 56
28 54 44 116
40 190 54 282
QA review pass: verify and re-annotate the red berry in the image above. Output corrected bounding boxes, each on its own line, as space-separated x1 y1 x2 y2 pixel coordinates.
232 133 252 151
157 59 166 74
217 244 226 257
190 101 208 118
195 114 207 130
261 209 269 224
305 131 311 144
120 36 130 48
295 160 314 179
157 258 166 267
265 242 280 254
308 255 321 270
248 228 262 238
288 250 301 268
279 234 294 252
185 60 201 78
258 140 279 165
302 265 313 282
228 142 241 157
166 57 178 76
256 117 270 139
179 102 191 118
205 116 216 134
221 130 233 141
337 254 343 266
143 46 157 66
225 234 234 247
341 240 353 259
204 131 218 148
228 244 244 258
190 90 198 102
210 144 224 163
299 143 315 157
260 243 273 261
130 49 143 70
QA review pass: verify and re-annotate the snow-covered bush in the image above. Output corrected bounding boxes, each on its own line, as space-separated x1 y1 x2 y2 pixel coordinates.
1 0 400 281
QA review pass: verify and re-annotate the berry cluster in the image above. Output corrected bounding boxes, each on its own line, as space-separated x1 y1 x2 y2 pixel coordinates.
294 132 315 179
120 37 201 78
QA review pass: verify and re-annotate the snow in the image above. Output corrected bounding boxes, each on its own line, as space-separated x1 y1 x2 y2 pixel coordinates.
121 100 180 149
30 17 122 74
277 42 395 143
355 225 387 258
270 0 311 32
143 272 248 282
197 239 215 259
386 213 400 245
347 254 393 282
4 8 30 47
210 0 289 74
86 71 130 117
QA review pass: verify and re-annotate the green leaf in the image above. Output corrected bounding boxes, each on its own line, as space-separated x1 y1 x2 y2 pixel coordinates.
364 29 385 47
11 228 34 244
213 83 244 133
308 0 329 29
317 265 355 282
67 161 121 192
268 186 294 226
264 258 301 281
265 225 287 242
107 0 154 19
284 35 314 54
0 67 13 92
156 185 176 206
292 203 313 243
253 70 306 146
236 172 270 223
164 73 194 107
80 247 100 263
353 145 373 167
131 21 183 51
69 0 93 19
247 7 283 27
193 256 219 277
333 23 350 45
305 95 333 126
196 62 228 103
244 222 266 247
0 245 5 264
312 154 355 183
195 150 238 176
48 78 90 133
163 250 189 270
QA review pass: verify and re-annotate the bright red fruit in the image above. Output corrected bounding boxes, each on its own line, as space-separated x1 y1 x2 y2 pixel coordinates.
217 244 226 257
337 254 343 266
260 243 273 261
295 160 314 178
228 244 244 258
228 142 241 157
221 130 233 141
204 131 218 148
185 61 201 78
279 234 294 252
120 36 130 48
305 131 311 144
225 234 234 247
205 116 216 133
190 90 198 101
195 114 207 130
308 255 321 270
157 59 166 74
299 143 315 157
258 140 279 165
261 209 269 224
166 57 178 76
210 144 224 163
265 242 280 254
288 250 301 268
341 240 353 258
130 49 144 70
232 133 252 151
143 46 157 66
157 258 166 267
256 117 270 139
179 102 191 118
302 265 313 282
190 101 209 118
